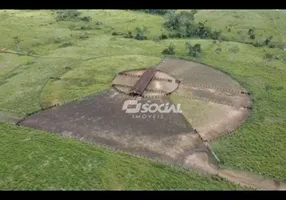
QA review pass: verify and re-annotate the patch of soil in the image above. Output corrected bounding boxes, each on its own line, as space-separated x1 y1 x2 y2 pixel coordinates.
21 88 204 165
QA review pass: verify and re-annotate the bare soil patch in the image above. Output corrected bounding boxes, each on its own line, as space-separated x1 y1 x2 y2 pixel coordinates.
20 57 273 189
20 88 208 165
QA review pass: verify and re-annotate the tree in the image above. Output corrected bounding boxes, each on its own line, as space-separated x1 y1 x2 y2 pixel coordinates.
185 41 194 56
228 46 240 61
185 41 201 57
13 36 22 52
162 43 175 55
193 44 202 57
134 26 148 40
263 53 274 65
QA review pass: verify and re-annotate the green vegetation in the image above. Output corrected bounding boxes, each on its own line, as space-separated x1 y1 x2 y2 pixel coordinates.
0 123 243 190
1 9 286 188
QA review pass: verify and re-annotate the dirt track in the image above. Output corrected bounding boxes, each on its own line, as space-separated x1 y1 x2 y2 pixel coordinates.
185 151 286 190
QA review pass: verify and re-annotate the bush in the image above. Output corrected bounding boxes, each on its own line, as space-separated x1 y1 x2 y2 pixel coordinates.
253 41 264 47
80 16 92 22
264 36 273 45
124 31 133 38
159 33 168 40
210 31 221 40
250 34 255 39
134 27 148 40
56 10 81 21
80 24 92 30
112 32 125 36
162 43 175 55
185 41 202 57
59 42 73 48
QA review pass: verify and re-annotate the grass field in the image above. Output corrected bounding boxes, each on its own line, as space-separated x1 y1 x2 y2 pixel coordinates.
0 123 243 190
1 9 286 189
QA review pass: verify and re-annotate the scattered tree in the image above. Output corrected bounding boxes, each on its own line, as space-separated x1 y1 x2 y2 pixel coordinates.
185 41 202 57
159 33 168 40
185 41 194 56
162 43 175 55
193 44 202 57
134 27 149 40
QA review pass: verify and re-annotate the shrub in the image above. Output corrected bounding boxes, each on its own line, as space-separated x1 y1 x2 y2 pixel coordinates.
80 24 92 30
264 36 273 45
185 41 202 57
124 31 133 38
112 32 125 36
59 42 73 48
134 27 148 40
253 41 264 47
159 33 168 40
250 34 255 39
162 43 175 55
80 16 92 22
56 10 81 21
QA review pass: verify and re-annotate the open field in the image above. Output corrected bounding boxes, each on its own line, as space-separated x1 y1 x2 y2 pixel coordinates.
1 9 286 189
0 123 243 190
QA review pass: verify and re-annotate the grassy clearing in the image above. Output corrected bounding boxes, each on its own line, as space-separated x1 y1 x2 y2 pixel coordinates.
1 9 286 187
0 123 243 190
195 10 286 47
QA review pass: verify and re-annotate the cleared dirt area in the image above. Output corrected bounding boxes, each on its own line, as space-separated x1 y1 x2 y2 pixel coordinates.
20 57 263 189
112 69 179 97
156 58 246 93
20 88 210 165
